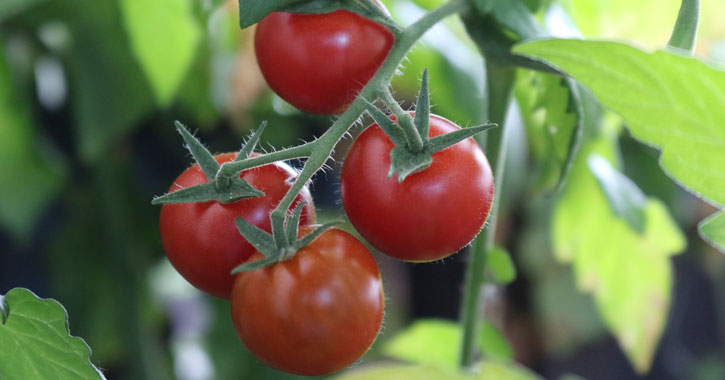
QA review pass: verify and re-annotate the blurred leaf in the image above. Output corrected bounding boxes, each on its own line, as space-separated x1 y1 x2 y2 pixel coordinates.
120 0 202 106
552 129 685 373
334 363 541 380
56 0 155 161
514 71 581 193
0 288 105 380
561 0 680 48
479 320 513 360
0 0 46 23
389 2 485 127
587 154 647 233
334 365 467 380
515 40 725 251
0 48 65 240
478 361 544 380
382 319 461 369
383 318 515 369
486 246 516 284
699 212 725 254
472 0 545 40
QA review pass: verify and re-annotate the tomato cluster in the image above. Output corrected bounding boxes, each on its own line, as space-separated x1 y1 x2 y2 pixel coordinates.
158 5 494 377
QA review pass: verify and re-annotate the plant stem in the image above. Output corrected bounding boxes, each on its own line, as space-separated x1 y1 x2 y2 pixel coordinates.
265 0 469 231
459 62 516 368
667 0 700 54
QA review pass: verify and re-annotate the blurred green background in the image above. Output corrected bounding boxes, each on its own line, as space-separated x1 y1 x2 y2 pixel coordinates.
1 0 725 379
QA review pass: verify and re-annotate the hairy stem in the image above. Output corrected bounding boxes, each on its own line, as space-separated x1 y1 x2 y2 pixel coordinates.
267 0 470 228
668 0 700 54
459 62 516 368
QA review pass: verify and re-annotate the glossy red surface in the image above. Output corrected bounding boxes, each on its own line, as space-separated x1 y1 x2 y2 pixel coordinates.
341 114 494 262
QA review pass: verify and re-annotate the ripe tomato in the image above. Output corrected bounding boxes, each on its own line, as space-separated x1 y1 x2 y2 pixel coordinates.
340 114 494 262
160 153 315 299
254 8 394 114
230 227 384 376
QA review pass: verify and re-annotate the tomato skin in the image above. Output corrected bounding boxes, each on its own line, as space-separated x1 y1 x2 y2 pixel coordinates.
340 114 494 262
254 9 394 114
230 227 384 376
160 153 315 299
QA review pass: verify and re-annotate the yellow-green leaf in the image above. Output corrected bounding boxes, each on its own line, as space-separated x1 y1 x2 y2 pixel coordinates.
120 0 201 106
552 128 685 373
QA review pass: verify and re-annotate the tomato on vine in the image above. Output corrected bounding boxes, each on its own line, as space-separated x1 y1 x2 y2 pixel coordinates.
254 7 394 114
230 226 384 376
159 153 315 299
341 114 494 262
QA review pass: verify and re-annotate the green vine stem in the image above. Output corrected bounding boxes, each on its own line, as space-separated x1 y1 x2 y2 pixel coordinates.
217 0 469 242
667 0 700 54
459 62 516 368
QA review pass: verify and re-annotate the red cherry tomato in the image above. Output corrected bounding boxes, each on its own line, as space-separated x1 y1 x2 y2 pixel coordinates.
254 8 394 114
340 114 494 262
230 227 384 376
160 153 315 299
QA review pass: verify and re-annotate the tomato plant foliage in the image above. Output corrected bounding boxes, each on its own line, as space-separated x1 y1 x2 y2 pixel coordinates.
1 0 725 379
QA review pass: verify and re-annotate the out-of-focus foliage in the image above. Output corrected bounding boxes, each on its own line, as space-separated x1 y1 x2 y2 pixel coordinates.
119 0 201 106
1 0 725 379
552 120 685 373
0 49 65 241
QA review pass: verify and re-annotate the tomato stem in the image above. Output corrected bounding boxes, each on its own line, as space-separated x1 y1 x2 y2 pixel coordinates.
261 0 470 248
459 62 516 368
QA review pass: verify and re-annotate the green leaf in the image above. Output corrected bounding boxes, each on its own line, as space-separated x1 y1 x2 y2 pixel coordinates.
478 361 544 380
552 130 686 373
486 246 516 285
562 0 680 48
333 365 468 380
514 40 725 208
333 363 541 380
0 47 65 241
514 71 582 193
0 288 105 380
382 319 461 370
515 39 725 253
479 320 514 360
120 0 201 106
699 212 725 254
587 154 647 234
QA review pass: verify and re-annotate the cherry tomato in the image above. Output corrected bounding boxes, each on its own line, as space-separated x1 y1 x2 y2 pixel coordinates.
340 114 494 262
254 8 394 114
230 227 384 376
160 153 315 299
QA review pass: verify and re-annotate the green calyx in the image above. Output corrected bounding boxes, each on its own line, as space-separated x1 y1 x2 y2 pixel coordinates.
372 69 497 182
232 203 341 273
151 121 266 205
